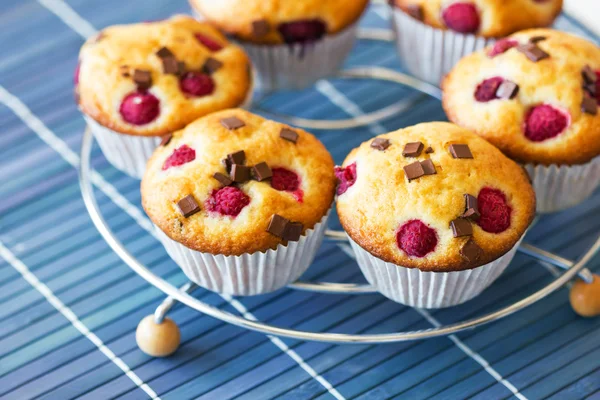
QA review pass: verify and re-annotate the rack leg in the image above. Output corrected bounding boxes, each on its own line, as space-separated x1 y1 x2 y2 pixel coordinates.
136 281 197 357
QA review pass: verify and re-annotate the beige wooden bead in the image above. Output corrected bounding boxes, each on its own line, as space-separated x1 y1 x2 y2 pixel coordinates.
136 315 181 357
570 274 600 318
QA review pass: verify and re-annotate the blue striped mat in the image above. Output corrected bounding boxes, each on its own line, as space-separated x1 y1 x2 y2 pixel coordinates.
1 1 599 399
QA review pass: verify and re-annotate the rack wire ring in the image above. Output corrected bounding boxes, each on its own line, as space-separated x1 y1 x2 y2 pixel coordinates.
80 128 600 344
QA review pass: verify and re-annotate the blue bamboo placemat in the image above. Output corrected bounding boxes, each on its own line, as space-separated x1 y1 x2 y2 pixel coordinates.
1 1 599 399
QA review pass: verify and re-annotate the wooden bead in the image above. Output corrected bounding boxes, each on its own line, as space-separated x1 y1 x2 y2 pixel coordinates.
569 274 600 317
136 315 180 357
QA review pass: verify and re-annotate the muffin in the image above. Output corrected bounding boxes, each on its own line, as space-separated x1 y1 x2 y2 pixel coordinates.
443 29 600 212
189 0 369 90
142 109 336 295
389 0 562 85
76 16 253 178
335 122 536 308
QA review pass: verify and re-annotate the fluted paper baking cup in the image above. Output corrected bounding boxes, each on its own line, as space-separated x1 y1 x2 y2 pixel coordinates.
350 236 523 309
391 8 494 86
155 210 330 296
524 156 600 213
85 116 161 179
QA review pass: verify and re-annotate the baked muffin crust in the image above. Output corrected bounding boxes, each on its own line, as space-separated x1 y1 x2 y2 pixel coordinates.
336 122 536 272
189 0 369 44
77 16 252 136
443 29 600 165
392 0 562 38
142 109 336 255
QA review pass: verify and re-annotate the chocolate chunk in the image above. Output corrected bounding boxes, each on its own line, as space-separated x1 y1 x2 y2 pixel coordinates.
529 36 546 43
420 159 436 175
213 172 233 186
496 80 519 99
517 43 549 62
156 47 174 59
267 214 288 238
450 218 473 237
280 128 299 143
252 162 272 181
162 57 182 75
252 19 270 38
177 61 186 75
230 164 251 183
462 194 480 220
227 150 246 166
582 65 597 84
425 146 434 154
584 82 597 97
133 69 152 89
461 239 483 263
371 138 391 151
176 195 201 217
403 161 425 182
403 142 424 157
223 158 232 173
202 57 223 75
159 134 172 146
582 94 598 115
283 222 303 242
220 117 245 130
406 4 423 20
449 144 473 159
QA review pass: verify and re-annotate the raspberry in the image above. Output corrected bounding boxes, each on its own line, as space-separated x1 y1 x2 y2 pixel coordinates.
442 3 480 34
474 77 504 102
162 145 196 170
524 104 569 142
477 187 512 233
119 91 160 125
271 168 303 202
595 71 600 103
396 220 438 258
74 62 80 85
334 162 357 196
206 186 250 217
277 19 327 44
488 39 518 57
194 33 223 51
179 72 215 97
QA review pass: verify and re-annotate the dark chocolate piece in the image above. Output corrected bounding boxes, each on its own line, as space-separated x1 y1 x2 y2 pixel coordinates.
202 57 223 75
227 150 246 165
529 36 546 43
450 218 473 237
584 82 597 97
449 144 473 159
403 161 425 181
402 141 424 157
420 159 436 175
133 69 152 90
177 195 200 217
406 4 423 20
461 239 483 263
223 158 232 173
517 43 549 62
252 162 272 181
283 222 303 242
582 65 597 84
462 194 480 220
582 94 598 115
162 57 182 75
252 19 270 38
220 117 245 130
371 138 391 151
280 128 299 143
267 214 288 238
156 47 174 59
230 164 251 183
496 80 519 99
213 172 233 186
159 134 172 146
425 146 434 154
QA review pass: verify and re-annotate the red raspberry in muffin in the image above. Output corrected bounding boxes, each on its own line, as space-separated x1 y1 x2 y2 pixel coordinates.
277 20 327 44
334 162 357 195
477 187 512 233
397 220 438 257
194 32 223 51
119 91 161 125
488 39 519 57
524 104 569 142
180 72 215 97
162 144 196 170
207 186 250 216
474 77 504 102
442 3 480 34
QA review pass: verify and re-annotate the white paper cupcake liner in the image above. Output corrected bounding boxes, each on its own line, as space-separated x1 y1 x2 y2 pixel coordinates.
155 210 330 296
391 8 494 86
524 156 600 213
349 235 523 309
85 115 161 179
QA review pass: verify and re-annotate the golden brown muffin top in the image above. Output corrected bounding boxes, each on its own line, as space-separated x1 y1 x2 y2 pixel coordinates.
142 109 336 255
189 0 369 44
77 16 252 136
336 122 536 272
392 0 562 38
443 29 600 165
